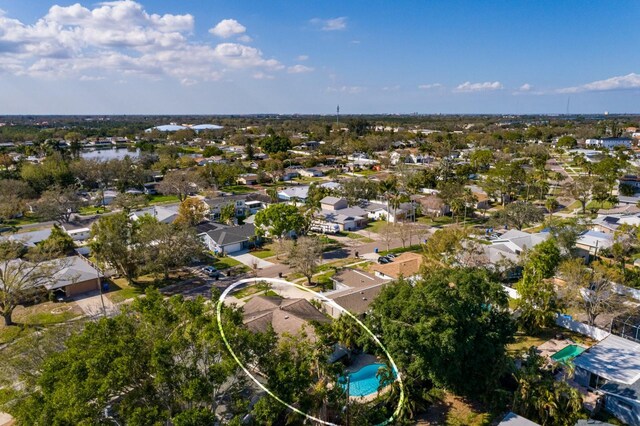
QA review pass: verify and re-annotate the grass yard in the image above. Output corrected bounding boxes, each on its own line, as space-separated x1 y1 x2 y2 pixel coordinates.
365 220 389 234
379 244 424 256
251 249 276 259
11 301 83 327
79 205 110 215
560 200 582 213
147 194 180 204
586 200 615 211
211 256 242 270
220 185 258 194
508 326 595 356
417 391 492 426
106 278 143 303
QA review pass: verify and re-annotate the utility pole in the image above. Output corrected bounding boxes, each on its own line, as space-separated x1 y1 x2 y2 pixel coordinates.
336 105 340 125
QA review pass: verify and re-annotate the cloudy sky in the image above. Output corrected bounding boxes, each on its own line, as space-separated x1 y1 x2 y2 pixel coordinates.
0 0 638 114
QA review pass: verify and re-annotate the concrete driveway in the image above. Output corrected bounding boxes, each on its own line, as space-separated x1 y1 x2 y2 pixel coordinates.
230 251 275 270
73 290 118 317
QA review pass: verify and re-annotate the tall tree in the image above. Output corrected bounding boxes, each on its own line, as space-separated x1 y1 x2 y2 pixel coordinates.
558 260 622 327
492 201 544 231
254 203 306 240
513 348 583 426
2 289 255 425
137 217 203 280
367 269 515 401
158 170 206 201
563 175 594 214
34 186 86 223
0 242 68 326
515 239 561 333
175 197 208 227
288 236 323 286
90 213 140 284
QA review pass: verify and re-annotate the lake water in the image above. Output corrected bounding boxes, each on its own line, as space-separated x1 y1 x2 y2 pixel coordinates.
80 148 140 161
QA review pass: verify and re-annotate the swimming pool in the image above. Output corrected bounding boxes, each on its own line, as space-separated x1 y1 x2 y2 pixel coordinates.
339 363 397 397
551 344 585 363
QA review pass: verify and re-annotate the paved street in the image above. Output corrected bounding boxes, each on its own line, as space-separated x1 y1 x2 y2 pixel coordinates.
230 251 275 269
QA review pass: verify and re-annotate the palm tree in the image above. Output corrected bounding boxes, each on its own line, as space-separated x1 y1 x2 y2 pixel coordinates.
545 197 559 220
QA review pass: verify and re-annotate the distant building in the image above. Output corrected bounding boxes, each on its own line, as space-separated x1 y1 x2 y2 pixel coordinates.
585 137 633 149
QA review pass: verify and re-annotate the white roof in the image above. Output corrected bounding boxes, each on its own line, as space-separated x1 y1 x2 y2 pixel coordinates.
278 186 309 200
577 231 613 249
574 335 640 385
499 412 539 426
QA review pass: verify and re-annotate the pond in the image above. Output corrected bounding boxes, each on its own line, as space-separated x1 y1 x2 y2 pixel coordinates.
80 148 140 161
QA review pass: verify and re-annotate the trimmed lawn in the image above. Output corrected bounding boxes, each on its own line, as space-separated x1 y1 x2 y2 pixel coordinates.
379 244 423 256
252 249 276 259
561 200 582 213
107 279 143 303
586 200 614 211
365 220 389 234
212 256 242 270
220 185 258 194
79 205 109 215
147 194 180 204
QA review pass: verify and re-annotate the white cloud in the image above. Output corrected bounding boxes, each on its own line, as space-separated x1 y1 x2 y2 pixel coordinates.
0 2 282 83
79 75 106 81
237 34 253 43
253 71 274 80
287 64 313 74
382 85 400 91
209 19 246 38
297 55 309 61
311 17 347 31
327 85 365 94
519 83 532 91
454 81 503 93
558 73 640 94
418 83 442 90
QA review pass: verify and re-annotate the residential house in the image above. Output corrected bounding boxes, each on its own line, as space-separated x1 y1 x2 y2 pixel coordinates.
1 256 104 299
299 168 324 178
321 268 390 318
575 231 614 261
498 412 539 426
415 194 449 217
315 196 368 231
206 194 271 220
2 228 52 247
278 186 309 204
592 214 640 234
585 137 633 149
242 296 329 342
237 173 258 185
371 252 424 282
199 223 258 255
61 220 95 242
130 205 180 224
573 335 640 425
467 185 491 210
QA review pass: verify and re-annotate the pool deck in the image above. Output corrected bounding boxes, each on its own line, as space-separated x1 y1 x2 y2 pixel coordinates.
537 338 583 360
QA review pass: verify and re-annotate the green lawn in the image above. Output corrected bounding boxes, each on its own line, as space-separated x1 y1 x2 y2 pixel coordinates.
2 214 42 226
354 169 377 177
106 278 143 303
79 205 110 215
586 200 614 211
365 220 389 234
252 249 276 259
147 194 180 204
379 244 424 256
212 256 242 269
21 310 81 326
561 200 582 213
220 185 258 194
508 326 595 356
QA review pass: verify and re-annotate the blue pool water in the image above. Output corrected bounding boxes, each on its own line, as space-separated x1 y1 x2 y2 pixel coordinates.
339 363 397 397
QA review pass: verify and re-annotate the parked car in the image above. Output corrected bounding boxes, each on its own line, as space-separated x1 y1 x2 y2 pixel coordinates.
202 266 220 277
377 256 390 264
385 253 397 259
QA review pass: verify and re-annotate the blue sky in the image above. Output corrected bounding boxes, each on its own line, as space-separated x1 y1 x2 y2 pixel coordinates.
0 0 638 114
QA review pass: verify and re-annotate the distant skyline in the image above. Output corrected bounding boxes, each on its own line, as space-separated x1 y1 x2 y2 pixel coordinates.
0 0 638 115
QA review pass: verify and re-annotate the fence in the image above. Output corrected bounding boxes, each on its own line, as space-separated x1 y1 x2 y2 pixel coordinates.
555 314 610 341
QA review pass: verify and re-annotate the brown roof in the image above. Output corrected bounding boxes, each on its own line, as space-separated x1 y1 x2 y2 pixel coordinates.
371 252 423 279
328 283 387 315
331 268 388 289
242 296 328 341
